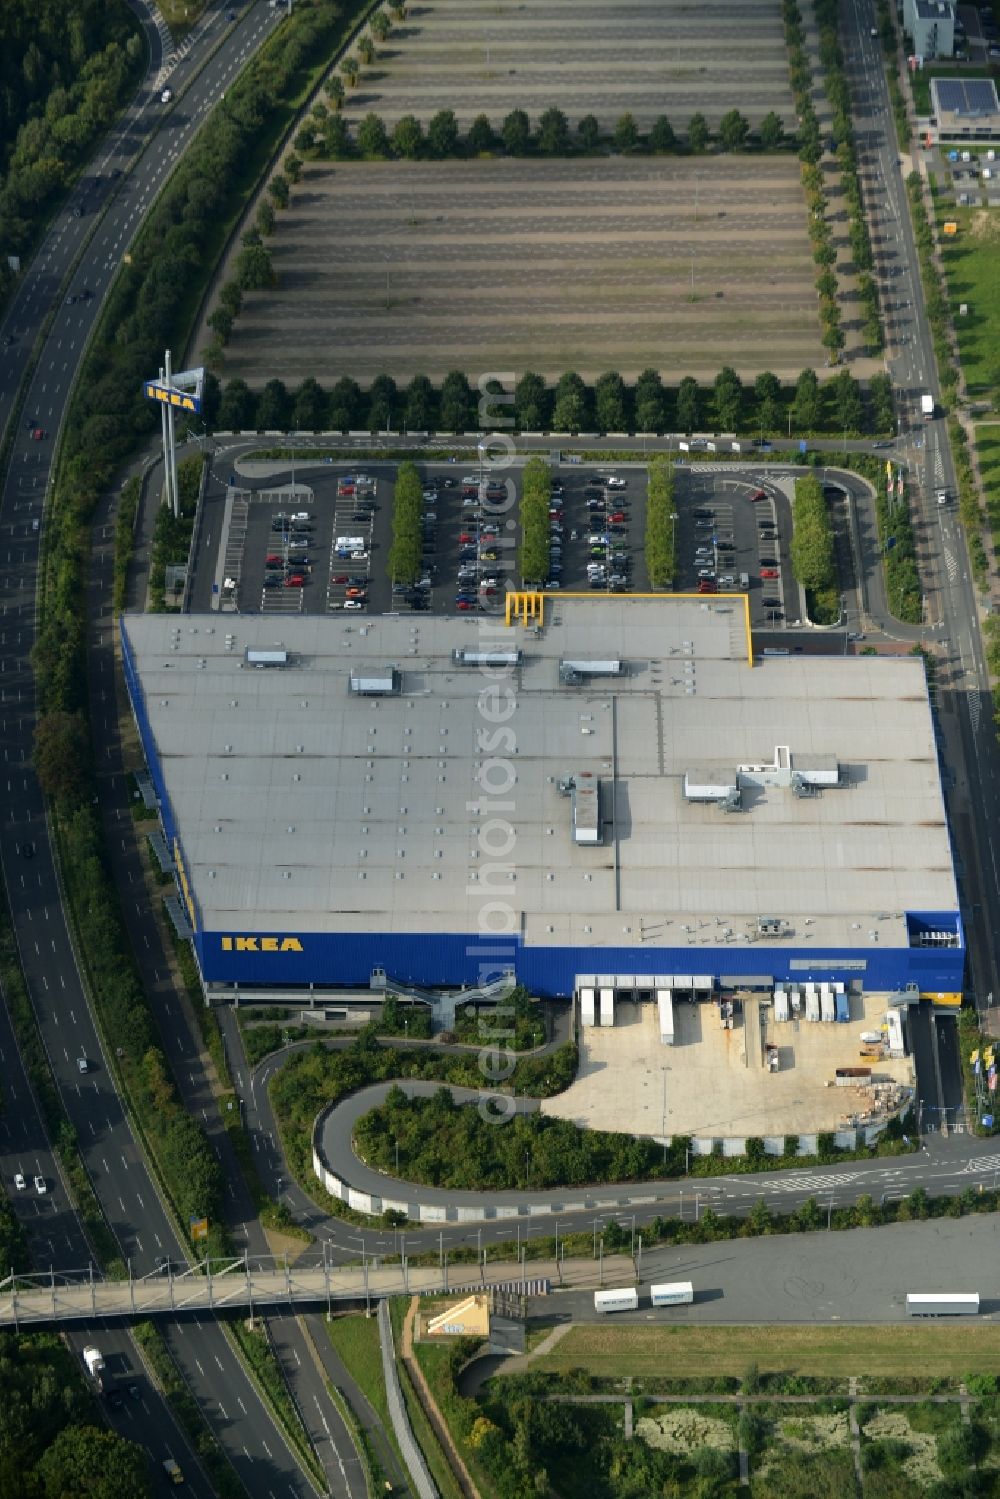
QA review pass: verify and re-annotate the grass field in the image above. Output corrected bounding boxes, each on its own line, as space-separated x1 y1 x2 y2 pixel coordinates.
938 203 1000 397
344 0 796 132
978 423 1000 546
325 1314 397 1450
529 1324 1000 1381
220 156 825 384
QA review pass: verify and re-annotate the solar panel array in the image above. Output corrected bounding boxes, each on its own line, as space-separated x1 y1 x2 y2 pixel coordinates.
934 78 999 116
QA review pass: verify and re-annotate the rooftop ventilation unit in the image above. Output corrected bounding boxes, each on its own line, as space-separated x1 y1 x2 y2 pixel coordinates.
349 667 401 696
245 648 288 668
559 658 623 685
452 649 522 667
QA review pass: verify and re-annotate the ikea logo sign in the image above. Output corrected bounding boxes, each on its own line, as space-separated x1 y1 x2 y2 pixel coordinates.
221 936 304 953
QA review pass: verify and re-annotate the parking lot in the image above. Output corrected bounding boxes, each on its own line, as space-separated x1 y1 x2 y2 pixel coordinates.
673 468 795 626
186 458 804 626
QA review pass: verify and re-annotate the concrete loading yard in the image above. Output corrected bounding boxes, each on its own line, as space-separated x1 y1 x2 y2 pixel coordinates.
546 991 915 1141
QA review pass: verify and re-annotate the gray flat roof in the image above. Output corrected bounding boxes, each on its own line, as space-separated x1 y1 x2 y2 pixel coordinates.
122 601 957 950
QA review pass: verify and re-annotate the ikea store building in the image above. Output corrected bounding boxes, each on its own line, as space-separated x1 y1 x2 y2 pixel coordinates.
120 597 964 1009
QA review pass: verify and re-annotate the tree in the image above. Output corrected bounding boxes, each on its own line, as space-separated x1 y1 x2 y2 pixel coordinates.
33 710 90 806
38 1424 152 1499
822 321 845 360
233 243 275 290
371 11 391 42
502 108 531 155
792 367 821 430
340 56 360 87
368 373 397 432
357 113 389 158
515 371 548 430
831 368 862 431
635 368 666 432
468 113 495 153
267 173 289 208
207 306 233 341
293 377 326 430
427 108 459 157
676 375 700 432
256 378 291 430
649 115 675 152
284 153 302 183
688 112 710 152
758 109 785 149
220 281 243 318
439 370 473 431
323 115 350 157
613 111 639 153
325 75 344 110
718 108 750 152
594 371 628 432
391 114 423 158
577 114 600 150
537 106 569 154
255 199 275 236
713 365 743 430
551 371 589 431
404 375 436 430
329 376 362 429
218 378 256 429
358 36 375 65
754 371 782 434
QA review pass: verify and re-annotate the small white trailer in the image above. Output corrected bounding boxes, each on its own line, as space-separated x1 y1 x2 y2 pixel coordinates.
594 1287 639 1313
650 1281 694 1307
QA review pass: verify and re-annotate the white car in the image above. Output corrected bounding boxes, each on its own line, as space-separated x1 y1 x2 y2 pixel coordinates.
292 511 312 521
34 1175 47 1194
14 1172 25 1191
936 490 949 506
342 599 364 610
606 476 626 489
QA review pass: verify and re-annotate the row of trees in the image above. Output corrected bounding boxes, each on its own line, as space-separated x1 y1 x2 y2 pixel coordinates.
814 0 881 353
519 456 551 584
876 475 922 623
789 474 838 621
0 0 145 309
388 460 422 586
214 366 891 438
645 458 676 588
296 104 790 163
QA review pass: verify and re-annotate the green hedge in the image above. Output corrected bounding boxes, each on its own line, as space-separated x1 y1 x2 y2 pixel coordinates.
645 457 676 587
790 473 838 621
387 460 423 585
519 456 551 583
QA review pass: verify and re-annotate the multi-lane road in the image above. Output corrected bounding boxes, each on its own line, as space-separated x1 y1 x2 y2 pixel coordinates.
0 3 360 1496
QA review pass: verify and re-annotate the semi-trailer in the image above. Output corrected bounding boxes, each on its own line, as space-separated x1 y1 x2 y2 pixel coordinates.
650 1282 694 1307
921 393 935 420
594 1287 639 1313
906 1292 979 1315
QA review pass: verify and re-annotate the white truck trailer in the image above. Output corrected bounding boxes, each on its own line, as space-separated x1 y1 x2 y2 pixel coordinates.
906 1292 979 1316
650 1282 694 1307
921 393 935 420
594 1287 639 1313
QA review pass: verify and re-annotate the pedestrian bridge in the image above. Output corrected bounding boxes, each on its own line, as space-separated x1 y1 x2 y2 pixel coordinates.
0 1252 611 1329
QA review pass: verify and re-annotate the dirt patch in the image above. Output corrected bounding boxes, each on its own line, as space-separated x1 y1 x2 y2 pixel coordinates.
218 156 825 384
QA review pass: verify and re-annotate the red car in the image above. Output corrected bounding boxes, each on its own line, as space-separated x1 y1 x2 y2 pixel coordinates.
265 554 284 566
284 574 306 587
750 488 767 502
698 580 717 594
459 532 476 545
346 586 366 599
760 567 779 579
456 600 475 610
31 427 45 441
337 482 355 497
331 573 349 584
608 511 626 524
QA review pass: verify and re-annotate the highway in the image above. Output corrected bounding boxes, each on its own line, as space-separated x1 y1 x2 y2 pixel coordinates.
0 2 348 1495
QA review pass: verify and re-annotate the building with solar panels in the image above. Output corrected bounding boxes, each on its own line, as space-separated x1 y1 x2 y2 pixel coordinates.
930 77 1000 139
904 0 955 58
120 600 965 1012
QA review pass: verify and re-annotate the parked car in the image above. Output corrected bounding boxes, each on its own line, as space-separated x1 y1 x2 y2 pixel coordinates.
34 1175 47 1194
761 567 780 579
750 488 767 502
14 1172 25 1191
